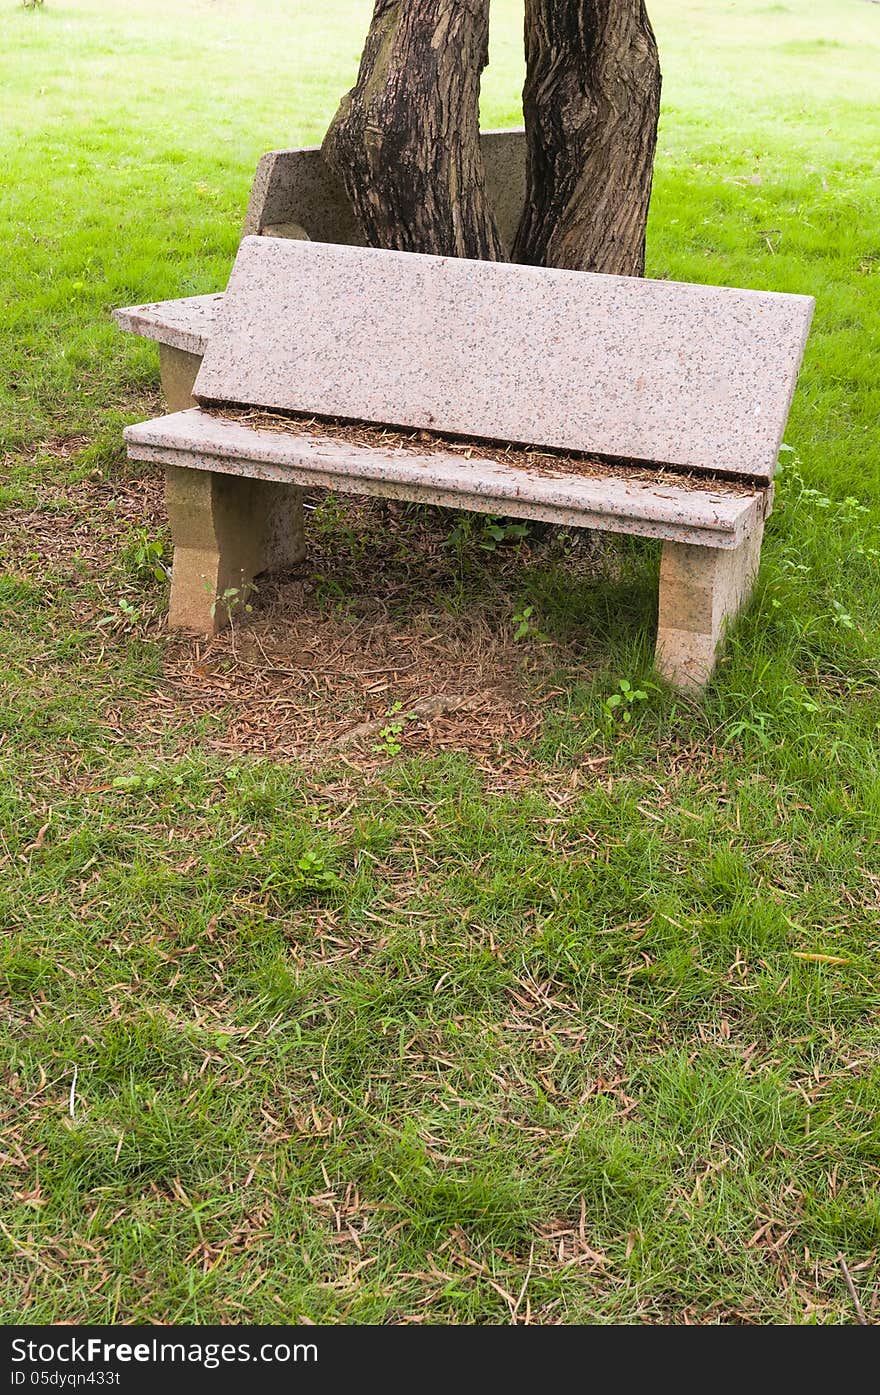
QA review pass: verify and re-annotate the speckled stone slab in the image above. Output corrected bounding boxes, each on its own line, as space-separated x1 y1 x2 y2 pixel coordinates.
124 408 764 549
113 294 222 357
111 134 523 354
242 128 526 256
194 238 813 481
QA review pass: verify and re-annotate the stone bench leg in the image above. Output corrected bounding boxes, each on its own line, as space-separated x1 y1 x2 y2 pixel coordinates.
165 466 306 635
655 521 764 692
159 344 202 412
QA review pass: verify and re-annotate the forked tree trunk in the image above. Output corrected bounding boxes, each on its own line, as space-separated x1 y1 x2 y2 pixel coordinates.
322 0 503 260
513 0 661 275
323 1 661 277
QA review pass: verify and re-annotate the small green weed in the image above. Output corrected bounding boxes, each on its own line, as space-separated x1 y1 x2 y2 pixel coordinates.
209 583 255 624
121 529 170 585
372 700 411 757
291 848 338 893
97 597 143 631
447 515 530 552
512 604 548 642
603 677 651 723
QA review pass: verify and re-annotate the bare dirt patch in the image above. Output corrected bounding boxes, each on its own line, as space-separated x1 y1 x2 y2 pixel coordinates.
2 450 617 776
0 468 165 582
153 493 607 771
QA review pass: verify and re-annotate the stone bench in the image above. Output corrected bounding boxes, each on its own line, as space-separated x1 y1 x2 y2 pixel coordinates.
122 235 813 690
114 129 526 411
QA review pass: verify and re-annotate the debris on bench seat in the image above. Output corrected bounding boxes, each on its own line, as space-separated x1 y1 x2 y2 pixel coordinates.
125 406 766 549
209 407 762 496
121 236 813 691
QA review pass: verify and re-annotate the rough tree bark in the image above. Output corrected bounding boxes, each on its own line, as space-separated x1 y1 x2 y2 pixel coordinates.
323 0 661 277
513 0 661 276
322 0 503 260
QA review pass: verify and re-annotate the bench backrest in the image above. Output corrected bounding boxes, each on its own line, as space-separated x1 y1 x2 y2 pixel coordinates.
242 129 527 258
194 237 814 482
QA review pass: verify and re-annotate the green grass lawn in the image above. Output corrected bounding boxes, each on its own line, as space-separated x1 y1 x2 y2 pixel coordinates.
2 0 879 1324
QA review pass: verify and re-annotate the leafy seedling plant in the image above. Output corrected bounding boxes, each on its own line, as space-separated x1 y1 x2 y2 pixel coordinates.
373 700 413 757
209 583 256 624
97 597 143 632
291 849 338 893
446 515 530 553
513 605 549 642
603 677 652 724
124 529 170 585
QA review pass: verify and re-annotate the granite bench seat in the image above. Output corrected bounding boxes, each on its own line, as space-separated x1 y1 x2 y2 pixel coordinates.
121 235 813 691
126 407 768 549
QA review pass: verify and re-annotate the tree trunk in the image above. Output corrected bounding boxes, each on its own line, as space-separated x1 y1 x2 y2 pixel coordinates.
322 0 503 260
513 1 661 276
